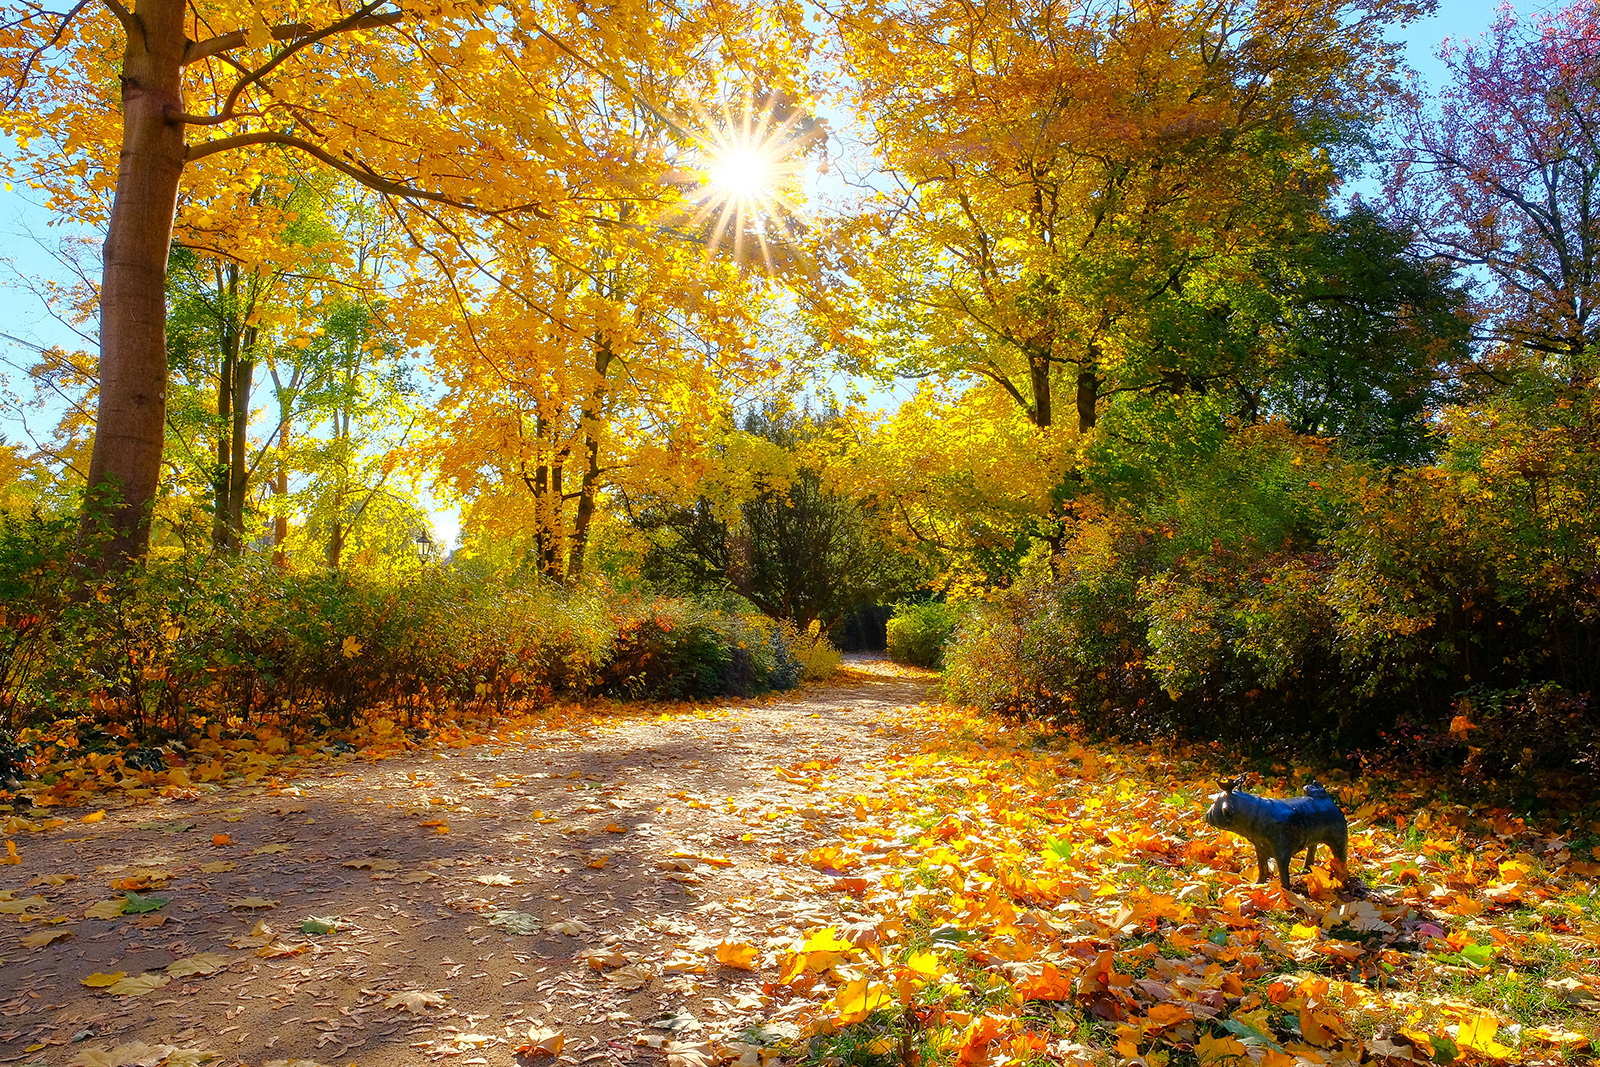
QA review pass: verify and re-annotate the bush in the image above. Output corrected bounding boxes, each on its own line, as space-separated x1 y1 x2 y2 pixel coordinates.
0 536 823 749
783 619 841 682
886 600 958 668
941 405 1600 787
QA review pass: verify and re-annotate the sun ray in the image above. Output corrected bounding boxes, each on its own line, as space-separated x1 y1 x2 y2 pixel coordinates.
675 92 815 272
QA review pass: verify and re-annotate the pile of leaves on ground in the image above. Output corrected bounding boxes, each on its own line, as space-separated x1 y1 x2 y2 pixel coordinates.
746 707 1599 1067
0 513 838 763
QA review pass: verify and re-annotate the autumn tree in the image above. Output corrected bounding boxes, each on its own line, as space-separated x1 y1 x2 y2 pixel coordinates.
830 0 1427 436
1240 206 1471 465
407 32 821 583
1390 1 1600 378
0 0 803 565
162 166 352 552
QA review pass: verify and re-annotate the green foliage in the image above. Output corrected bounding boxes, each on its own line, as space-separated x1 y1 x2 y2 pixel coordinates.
0 509 80 730
635 408 925 630
0 535 814 743
886 601 958 668
944 387 1600 785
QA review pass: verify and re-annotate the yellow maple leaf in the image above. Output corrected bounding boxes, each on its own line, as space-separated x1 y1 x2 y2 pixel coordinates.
832 977 893 1025
1458 1014 1515 1059
81 971 126 987
1195 1031 1250 1065
85 898 126 920
166 952 230 977
106 973 170 996
714 941 758 970
21 927 73 949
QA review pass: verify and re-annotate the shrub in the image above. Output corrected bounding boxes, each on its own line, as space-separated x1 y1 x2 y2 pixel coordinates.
886 600 958 668
782 619 841 682
0 510 79 731
0 540 824 746
941 403 1600 785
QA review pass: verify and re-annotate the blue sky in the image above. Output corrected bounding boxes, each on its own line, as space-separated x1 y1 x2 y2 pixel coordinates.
0 0 1529 544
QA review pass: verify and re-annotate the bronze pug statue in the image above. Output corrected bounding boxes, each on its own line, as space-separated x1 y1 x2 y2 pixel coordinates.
1204 777 1348 890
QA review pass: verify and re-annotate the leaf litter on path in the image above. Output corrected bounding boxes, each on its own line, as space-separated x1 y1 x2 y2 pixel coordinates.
2 656 1593 1066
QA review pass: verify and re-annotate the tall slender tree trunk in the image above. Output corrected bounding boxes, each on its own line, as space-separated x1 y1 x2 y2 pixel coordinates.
272 460 289 567
326 520 344 569
528 413 565 579
226 344 255 550
82 0 188 565
326 407 350 569
566 430 601 583
564 344 612 584
213 344 234 550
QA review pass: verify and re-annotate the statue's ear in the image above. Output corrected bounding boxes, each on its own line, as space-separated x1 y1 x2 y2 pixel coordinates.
1220 776 1241 793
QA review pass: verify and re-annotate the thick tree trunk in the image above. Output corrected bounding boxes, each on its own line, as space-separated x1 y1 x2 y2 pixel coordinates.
82 0 188 565
1076 365 1100 433
1029 352 1052 428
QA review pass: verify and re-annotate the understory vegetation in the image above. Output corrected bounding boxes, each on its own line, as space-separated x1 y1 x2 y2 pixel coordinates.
0 510 837 749
942 381 1600 801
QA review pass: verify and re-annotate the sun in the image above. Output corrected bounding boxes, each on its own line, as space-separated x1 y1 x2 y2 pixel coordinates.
707 144 775 203
679 95 814 270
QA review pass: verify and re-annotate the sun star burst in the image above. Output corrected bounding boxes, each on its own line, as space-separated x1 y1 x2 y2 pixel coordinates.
683 96 811 271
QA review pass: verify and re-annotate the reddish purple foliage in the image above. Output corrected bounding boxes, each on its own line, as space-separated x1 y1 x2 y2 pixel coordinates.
1390 1 1600 371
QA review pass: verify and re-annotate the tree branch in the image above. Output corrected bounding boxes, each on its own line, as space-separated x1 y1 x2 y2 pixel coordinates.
185 130 501 213
183 8 401 65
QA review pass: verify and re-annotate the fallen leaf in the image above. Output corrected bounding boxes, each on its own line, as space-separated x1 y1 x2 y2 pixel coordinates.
228 896 278 909
81 810 106 823
29 873 77 887
85 898 127 919
166 952 230 977
385 990 445 1013
106 973 170 997
121 891 167 914
69 1041 213 1067
715 941 759 970
81 971 127 987
488 909 541 935
607 963 653 990
21 927 73 949
0 893 48 914
198 861 236 873
517 1027 565 1057
211 834 231 847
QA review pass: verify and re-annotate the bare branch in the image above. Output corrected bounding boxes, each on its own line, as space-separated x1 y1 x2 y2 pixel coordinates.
2 0 93 109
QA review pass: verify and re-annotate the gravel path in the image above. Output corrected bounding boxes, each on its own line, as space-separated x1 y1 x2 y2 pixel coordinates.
0 657 934 1067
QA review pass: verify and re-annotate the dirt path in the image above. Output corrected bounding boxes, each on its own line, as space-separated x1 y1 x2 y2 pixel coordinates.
0 657 935 1067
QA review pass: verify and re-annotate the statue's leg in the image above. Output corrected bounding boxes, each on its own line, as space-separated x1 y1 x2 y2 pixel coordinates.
1276 847 1294 890
1332 829 1349 879
1255 843 1272 884
1304 841 1318 873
